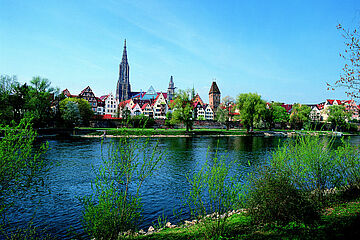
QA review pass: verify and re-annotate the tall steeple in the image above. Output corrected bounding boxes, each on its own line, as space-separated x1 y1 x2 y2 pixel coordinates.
209 80 221 110
116 39 131 102
167 75 175 101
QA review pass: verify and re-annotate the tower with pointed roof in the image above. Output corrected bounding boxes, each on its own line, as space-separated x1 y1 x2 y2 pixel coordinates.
167 76 175 101
116 39 131 102
209 81 221 111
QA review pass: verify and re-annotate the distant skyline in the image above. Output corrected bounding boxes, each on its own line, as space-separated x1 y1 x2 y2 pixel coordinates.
1 0 360 104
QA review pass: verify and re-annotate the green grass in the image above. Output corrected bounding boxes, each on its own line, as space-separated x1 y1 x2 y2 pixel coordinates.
83 128 249 137
122 199 360 240
79 127 359 137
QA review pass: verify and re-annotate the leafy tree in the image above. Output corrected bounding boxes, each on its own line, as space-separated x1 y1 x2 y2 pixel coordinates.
216 107 230 130
0 75 18 124
165 112 173 128
27 76 58 127
289 103 311 130
59 98 93 127
328 24 360 98
0 118 49 228
62 101 82 128
170 89 193 132
263 102 289 129
327 105 351 131
216 96 235 130
236 93 266 132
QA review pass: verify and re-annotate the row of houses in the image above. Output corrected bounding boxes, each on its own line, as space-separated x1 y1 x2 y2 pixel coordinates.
282 99 360 122
62 85 217 120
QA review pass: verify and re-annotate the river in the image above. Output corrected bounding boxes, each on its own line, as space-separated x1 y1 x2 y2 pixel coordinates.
5 135 360 239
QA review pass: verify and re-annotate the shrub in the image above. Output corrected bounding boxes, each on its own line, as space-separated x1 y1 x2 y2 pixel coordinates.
0 118 49 229
81 138 165 239
184 148 245 239
247 169 319 225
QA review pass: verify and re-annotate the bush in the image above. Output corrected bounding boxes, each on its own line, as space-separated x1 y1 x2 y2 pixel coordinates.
346 123 358 133
184 148 245 239
0 118 49 229
247 169 319 225
81 138 165 240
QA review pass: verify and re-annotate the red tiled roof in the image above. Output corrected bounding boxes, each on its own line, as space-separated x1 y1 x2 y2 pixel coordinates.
141 103 149 110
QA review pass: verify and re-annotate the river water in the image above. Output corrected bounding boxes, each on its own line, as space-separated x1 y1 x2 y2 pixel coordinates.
5 135 360 239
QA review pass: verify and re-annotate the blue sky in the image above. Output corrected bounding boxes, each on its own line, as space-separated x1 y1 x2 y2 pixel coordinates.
1 0 359 104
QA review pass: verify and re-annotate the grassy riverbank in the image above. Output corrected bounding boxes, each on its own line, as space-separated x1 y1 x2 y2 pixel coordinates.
127 198 360 239
78 127 358 137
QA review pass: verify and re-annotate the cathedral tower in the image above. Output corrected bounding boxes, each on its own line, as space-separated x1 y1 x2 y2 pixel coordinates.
209 81 221 110
167 75 175 101
116 39 131 102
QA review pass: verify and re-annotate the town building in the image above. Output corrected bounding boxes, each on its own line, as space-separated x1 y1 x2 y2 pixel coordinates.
100 93 117 117
209 81 221 111
116 40 131 102
78 86 98 113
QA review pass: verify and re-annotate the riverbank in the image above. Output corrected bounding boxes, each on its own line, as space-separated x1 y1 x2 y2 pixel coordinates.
123 198 360 239
73 128 359 138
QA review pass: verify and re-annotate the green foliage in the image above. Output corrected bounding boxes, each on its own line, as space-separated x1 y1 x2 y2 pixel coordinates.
59 97 93 127
247 169 319 225
270 135 360 203
81 138 165 239
0 75 58 127
170 89 193 132
327 105 351 131
131 114 154 128
0 117 49 227
4 222 54 240
27 77 58 127
0 75 18 124
263 102 289 129
290 103 311 130
346 122 358 132
61 101 81 127
165 112 173 127
236 93 266 132
184 148 244 239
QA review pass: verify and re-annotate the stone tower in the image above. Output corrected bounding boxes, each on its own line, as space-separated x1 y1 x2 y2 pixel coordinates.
209 81 221 110
116 39 131 102
167 76 175 101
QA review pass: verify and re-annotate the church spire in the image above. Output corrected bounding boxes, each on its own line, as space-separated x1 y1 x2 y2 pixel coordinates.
116 39 131 101
121 39 128 64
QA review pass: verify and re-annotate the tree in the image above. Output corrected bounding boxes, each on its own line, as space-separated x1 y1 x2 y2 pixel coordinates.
62 101 82 128
236 93 266 132
165 112 173 128
216 107 230 130
27 76 58 127
328 24 360 98
59 98 93 127
289 104 311 130
216 96 235 131
0 75 18 124
170 89 193 132
263 102 289 130
326 105 351 131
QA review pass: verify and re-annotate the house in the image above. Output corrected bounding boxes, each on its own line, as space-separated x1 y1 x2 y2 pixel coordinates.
204 104 214 120
141 103 154 118
193 101 205 120
96 97 105 115
309 103 324 122
152 93 168 119
131 103 142 116
79 86 98 113
100 93 118 117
